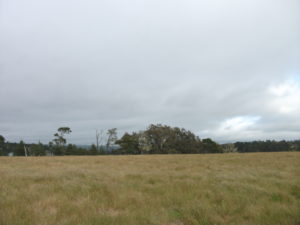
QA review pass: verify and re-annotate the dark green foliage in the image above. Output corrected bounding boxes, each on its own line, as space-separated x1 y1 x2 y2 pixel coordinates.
74 147 89 155
58 127 72 134
14 141 26 156
115 124 211 154
0 135 4 144
53 127 72 148
90 144 98 155
52 127 72 155
65 144 74 155
0 135 5 156
115 132 141 154
54 146 64 156
290 140 300 151
1 125 299 156
29 142 46 156
53 133 66 147
234 140 299 153
99 146 106 155
202 138 222 153
144 124 205 154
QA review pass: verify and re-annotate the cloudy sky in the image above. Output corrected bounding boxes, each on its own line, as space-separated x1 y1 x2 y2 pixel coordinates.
1 0 299 144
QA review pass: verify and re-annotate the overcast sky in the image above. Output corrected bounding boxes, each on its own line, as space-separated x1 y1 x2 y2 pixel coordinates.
1 0 300 144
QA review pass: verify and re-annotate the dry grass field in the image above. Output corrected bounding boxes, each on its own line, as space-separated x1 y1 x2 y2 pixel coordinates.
0 152 299 225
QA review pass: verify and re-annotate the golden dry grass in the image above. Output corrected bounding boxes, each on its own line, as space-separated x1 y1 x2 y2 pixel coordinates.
0 152 299 225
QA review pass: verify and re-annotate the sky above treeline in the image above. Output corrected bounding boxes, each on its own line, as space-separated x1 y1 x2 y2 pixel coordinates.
0 0 300 144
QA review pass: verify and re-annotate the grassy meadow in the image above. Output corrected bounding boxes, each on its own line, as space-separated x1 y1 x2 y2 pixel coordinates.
0 152 299 225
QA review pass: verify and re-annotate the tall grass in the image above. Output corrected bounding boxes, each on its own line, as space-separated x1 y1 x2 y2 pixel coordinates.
0 152 299 225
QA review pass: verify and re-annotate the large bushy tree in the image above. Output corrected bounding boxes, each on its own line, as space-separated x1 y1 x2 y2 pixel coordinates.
116 124 208 154
202 138 222 153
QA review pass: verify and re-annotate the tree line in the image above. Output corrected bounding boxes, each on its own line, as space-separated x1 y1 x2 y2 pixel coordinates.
0 124 299 156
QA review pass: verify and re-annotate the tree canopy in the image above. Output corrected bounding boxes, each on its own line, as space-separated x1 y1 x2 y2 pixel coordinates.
1 125 299 156
116 124 219 154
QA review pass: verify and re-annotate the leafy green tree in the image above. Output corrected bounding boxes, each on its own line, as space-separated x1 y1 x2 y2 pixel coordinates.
143 124 203 154
137 132 152 154
29 142 46 156
14 140 26 156
0 135 4 144
144 124 172 153
53 127 72 147
116 132 141 154
202 138 222 153
116 125 204 154
169 127 202 154
53 127 72 155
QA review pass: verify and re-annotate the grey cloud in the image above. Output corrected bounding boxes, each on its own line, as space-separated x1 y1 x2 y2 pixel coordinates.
0 0 299 144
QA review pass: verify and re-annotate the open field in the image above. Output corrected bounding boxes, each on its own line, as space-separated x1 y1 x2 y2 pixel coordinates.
0 152 299 225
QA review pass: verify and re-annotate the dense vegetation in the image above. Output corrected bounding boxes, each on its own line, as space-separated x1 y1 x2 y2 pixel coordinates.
0 124 299 156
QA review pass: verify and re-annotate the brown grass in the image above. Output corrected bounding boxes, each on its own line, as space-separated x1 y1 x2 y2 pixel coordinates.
0 152 299 225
